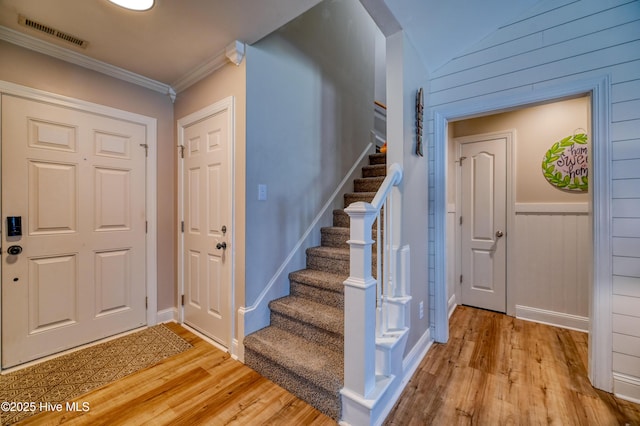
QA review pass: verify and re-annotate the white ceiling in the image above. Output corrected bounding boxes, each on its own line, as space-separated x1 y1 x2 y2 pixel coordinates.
0 0 322 87
0 0 541 91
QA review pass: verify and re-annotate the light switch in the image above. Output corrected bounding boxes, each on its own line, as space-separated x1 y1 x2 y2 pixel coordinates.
258 184 267 201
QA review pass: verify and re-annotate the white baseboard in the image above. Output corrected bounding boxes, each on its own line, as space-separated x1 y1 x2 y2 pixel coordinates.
515 305 589 333
613 373 640 404
448 294 457 318
157 307 179 323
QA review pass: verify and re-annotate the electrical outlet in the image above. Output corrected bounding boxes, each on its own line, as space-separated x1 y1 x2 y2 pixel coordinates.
258 184 267 201
419 301 424 319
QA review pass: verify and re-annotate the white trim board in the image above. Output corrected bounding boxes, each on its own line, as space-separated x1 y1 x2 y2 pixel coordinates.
433 75 612 392
515 305 589 333
0 25 175 99
515 203 589 214
613 372 640 404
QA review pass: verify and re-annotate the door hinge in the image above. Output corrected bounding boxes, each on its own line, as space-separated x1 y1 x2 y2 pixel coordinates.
140 143 149 157
145 221 148 234
181 221 184 233
145 297 148 309
178 145 185 159
460 274 463 284
181 294 185 306
459 216 463 225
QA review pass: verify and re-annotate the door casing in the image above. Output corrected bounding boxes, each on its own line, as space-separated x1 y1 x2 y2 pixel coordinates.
433 76 611 392
0 80 158 372
177 96 235 355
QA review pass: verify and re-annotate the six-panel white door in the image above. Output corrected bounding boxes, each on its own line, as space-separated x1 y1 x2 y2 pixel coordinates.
1 95 147 368
182 106 232 348
459 137 507 313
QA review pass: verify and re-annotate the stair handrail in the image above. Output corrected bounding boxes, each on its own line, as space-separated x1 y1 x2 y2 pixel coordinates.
342 162 403 402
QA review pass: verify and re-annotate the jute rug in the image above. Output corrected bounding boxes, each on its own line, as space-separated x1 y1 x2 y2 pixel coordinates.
0 324 192 425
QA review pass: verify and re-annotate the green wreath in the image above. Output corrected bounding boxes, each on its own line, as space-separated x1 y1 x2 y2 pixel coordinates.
541 133 588 191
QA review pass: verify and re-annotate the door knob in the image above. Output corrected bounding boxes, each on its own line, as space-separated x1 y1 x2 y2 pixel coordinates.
495 230 504 238
7 245 22 255
216 242 227 250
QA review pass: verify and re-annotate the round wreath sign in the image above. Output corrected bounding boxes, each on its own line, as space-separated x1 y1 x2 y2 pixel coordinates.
541 133 588 192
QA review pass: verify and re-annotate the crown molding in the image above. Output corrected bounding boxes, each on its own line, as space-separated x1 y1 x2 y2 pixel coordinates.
172 40 245 93
0 25 176 101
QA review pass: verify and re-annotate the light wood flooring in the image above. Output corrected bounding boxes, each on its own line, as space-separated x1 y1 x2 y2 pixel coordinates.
385 305 640 425
19 306 640 425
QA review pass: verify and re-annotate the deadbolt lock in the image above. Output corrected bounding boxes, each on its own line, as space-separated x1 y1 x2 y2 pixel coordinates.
7 245 23 255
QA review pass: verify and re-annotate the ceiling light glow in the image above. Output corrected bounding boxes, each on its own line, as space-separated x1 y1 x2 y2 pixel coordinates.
108 0 154 11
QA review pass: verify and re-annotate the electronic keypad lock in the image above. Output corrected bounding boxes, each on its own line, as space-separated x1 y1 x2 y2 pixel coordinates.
7 216 22 237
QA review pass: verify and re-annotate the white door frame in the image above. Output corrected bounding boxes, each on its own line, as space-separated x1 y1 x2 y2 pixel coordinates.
0 80 159 371
177 96 235 353
433 75 612 392
454 131 514 314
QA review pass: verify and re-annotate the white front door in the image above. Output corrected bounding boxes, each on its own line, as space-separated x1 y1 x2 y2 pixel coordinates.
180 99 233 348
2 95 147 368
459 136 507 313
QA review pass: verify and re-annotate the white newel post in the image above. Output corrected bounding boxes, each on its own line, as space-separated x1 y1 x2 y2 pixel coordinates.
343 201 378 398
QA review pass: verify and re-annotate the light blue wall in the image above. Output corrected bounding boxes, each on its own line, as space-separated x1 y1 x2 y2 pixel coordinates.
245 0 380 306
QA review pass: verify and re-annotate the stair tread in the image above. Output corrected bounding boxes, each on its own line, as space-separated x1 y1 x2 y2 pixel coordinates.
244 326 343 392
270 296 343 335
289 269 346 292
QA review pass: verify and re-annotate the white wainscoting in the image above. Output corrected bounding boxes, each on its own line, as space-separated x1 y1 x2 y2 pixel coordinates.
513 203 590 330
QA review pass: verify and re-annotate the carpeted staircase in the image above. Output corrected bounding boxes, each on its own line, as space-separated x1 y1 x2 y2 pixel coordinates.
244 152 387 421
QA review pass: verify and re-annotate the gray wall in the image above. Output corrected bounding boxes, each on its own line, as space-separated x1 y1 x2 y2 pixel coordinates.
245 0 380 306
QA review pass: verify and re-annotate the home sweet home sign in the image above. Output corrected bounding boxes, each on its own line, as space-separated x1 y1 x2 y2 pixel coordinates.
541 132 588 192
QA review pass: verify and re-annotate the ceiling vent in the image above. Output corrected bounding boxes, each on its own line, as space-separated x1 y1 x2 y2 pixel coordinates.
18 15 88 49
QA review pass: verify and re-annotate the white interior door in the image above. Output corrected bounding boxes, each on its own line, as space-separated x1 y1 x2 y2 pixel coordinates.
1 95 147 368
459 136 507 313
181 101 233 348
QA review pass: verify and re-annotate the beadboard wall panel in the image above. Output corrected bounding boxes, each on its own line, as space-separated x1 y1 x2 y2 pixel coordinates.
513 211 590 319
428 0 640 401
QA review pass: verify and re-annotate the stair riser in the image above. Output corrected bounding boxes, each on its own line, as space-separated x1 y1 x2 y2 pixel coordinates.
344 192 375 206
354 177 385 192
244 350 341 421
321 230 379 250
332 210 385 230
290 281 344 309
369 153 387 165
307 253 349 275
307 253 379 277
362 164 387 178
271 312 343 353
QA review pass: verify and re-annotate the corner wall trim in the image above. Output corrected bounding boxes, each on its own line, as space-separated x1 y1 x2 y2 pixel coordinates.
0 25 175 99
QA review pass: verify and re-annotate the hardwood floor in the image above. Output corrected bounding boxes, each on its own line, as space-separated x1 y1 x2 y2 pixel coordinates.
19 307 640 425
20 323 335 426
385 306 640 425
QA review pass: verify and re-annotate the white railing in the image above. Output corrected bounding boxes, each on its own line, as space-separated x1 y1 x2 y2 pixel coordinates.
342 162 403 400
